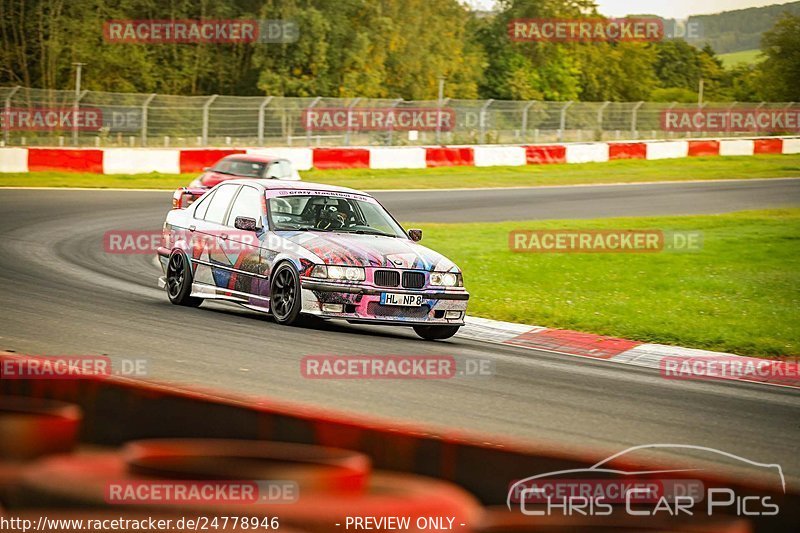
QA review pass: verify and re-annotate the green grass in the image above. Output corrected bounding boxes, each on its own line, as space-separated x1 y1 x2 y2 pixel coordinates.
1 154 799 190
412 209 800 358
718 49 763 68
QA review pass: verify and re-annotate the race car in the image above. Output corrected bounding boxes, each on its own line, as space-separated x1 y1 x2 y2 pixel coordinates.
188 154 300 188
157 179 469 340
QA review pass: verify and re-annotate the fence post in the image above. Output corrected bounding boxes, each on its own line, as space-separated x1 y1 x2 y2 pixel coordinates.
558 101 573 142
666 101 677 138
344 97 361 146
141 93 156 147
521 101 535 141
631 101 644 139
479 99 493 144
257 96 274 146
305 97 322 146
201 94 218 147
72 89 87 147
3 86 21 146
387 98 402 146
597 101 610 139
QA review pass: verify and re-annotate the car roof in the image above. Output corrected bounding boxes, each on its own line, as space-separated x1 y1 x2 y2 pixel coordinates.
214 178 372 197
220 154 284 163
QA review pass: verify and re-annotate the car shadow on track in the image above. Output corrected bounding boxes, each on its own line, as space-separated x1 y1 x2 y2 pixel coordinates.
152 297 443 344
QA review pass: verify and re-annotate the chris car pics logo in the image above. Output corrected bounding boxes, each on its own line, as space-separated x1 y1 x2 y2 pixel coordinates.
507 444 783 518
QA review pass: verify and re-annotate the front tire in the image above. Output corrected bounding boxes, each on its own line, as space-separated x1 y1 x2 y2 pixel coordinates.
270 263 303 325
413 325 460 341
165 251 202 307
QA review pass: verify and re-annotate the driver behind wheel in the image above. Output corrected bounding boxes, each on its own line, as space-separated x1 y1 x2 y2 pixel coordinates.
316 201 352 229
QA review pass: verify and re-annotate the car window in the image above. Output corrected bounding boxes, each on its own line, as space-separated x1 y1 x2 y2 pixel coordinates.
193 190 215 219
268 194 405 237
226 186 264 226
228 160 267 178
212 160 232 173
265 163 282 179
265 161 292 179
358 201 405 235
204 184 239 224
278 160 292 178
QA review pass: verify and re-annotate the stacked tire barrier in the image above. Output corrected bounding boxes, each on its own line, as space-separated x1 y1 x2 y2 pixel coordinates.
1 137 799 174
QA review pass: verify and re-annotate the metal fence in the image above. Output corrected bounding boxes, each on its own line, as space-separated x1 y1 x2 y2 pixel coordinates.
1 86 797 147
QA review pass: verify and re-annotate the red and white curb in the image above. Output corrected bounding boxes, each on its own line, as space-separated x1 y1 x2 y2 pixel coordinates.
458 316 799 390
1 136 799 174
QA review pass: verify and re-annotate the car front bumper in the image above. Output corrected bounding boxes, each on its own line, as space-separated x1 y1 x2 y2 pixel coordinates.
300 279 469 326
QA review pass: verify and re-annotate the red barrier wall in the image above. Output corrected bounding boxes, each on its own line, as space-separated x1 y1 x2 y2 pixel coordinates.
28 148 104 173
754 138 783 154
313 148 370 169
688 140 720 157
524 145 566 164
608 142 647 160
425 147 475 167
179 149 245 173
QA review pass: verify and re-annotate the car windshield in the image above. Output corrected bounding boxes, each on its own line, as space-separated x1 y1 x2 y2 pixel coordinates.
218 160 267 178
268 194 405 238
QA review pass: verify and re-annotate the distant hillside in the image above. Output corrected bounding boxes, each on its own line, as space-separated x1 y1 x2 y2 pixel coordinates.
686 1 800 54
717 49 764 67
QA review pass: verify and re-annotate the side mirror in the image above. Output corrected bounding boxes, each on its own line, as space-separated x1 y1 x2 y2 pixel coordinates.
234 216 260 231
407 228 423 242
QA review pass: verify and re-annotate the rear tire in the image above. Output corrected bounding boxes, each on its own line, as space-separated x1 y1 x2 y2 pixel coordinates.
413 325 460 341
165 251 202 307
270 263 303 325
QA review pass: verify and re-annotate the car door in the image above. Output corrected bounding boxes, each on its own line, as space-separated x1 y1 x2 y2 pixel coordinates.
223 185 271 307
193 183 241 293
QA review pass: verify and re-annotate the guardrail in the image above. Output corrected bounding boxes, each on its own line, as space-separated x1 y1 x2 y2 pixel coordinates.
1 137 798 174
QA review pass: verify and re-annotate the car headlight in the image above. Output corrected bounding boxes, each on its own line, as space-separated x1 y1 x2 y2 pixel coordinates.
310 264 365 282
430 272 462 287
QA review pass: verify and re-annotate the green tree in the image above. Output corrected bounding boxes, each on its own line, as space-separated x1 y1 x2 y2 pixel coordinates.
758 13 800 100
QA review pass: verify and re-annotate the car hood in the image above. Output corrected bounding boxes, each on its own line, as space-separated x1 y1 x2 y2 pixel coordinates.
282 231 458 271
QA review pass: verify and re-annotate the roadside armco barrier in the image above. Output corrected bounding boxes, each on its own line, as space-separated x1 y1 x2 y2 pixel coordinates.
1 136 799 175
0 353 798 531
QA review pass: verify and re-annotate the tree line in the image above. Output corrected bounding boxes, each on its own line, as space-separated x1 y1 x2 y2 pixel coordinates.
0 0 797 101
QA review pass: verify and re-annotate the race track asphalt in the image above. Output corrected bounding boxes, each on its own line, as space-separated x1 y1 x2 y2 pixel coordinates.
0 179 798 490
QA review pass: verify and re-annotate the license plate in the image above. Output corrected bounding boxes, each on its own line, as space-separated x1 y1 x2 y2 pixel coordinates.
381 293 423 306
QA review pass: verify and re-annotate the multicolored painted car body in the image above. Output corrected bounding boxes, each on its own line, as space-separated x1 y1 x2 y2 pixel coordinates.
157 179 468 340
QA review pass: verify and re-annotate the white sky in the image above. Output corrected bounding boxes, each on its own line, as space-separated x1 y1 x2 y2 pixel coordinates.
594 0 797 19
465 0 798 18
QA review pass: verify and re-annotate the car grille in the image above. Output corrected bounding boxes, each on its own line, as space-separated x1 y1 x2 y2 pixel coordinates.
402 271 425 289
374 269 400 287
367 302 430 319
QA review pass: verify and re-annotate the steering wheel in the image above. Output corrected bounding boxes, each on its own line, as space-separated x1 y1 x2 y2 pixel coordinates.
316 205 348 230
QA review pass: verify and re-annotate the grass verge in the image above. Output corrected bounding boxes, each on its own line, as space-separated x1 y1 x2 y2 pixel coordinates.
413 208 800 358
0 154 798 190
